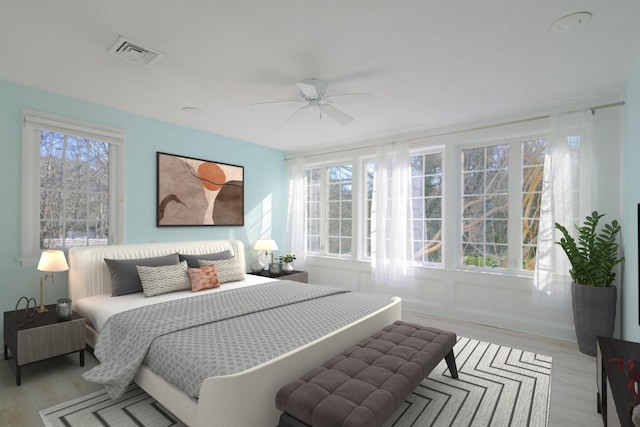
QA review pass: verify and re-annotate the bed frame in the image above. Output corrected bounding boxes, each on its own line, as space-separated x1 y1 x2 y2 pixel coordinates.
68 240 402 427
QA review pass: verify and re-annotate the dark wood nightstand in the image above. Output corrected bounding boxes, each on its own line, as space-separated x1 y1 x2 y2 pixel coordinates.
3 304 85 386
248 269 308 283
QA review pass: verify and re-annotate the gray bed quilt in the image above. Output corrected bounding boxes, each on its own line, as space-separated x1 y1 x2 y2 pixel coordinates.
82 281 394 399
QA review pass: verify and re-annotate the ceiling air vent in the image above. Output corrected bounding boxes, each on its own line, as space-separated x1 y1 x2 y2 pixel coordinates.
107 35 161 65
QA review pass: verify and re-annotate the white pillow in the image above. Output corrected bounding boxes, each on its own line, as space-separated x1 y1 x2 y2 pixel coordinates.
198 257 244 283
136 261 190 297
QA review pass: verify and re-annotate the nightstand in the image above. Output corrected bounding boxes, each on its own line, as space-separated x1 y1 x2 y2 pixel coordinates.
3 304 85 386
248 269 309 283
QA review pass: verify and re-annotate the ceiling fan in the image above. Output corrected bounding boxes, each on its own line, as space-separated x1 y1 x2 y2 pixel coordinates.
253 78 373 126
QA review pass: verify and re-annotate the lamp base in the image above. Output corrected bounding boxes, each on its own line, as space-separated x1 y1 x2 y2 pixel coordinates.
36 304 48 313
250 258 265 273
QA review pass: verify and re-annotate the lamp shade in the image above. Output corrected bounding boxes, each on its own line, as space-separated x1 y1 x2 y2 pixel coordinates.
254 239 278 252
37 250 69 272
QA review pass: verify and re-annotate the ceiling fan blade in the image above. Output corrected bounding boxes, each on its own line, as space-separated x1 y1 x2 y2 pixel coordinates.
284 105 312 126
296 81 319 99
252 99 304 107
325 93 374 104
321 104 353 126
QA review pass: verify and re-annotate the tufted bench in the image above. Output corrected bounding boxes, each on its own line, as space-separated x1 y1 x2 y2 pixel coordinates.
275 321 458 427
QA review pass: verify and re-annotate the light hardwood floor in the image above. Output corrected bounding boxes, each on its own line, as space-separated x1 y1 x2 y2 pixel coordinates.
0 310 602 427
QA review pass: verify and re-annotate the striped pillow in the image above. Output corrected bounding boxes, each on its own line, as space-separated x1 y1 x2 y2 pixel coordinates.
188 265 220 292
198 257 244 283
136 261 190 297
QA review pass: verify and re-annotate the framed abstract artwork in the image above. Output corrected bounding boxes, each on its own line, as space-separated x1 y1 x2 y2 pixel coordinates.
157 152 244 226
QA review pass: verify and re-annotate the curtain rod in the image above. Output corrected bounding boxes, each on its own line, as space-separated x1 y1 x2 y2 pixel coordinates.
286 101 624 161
408 101 625 143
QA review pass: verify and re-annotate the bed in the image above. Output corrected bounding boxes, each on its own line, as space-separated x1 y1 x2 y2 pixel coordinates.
68 239 402 427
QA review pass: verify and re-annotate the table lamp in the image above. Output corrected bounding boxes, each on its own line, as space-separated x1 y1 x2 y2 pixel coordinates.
250 239 278 273
36 249 69 313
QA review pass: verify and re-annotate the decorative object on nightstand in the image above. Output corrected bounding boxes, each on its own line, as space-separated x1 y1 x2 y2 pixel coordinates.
278 253 296 273
56 298 73 321
250 239 278 273
36 250 69 314
13 296 36 328
269 262 281 276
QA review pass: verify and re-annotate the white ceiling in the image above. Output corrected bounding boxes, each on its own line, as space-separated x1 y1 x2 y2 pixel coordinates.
2 1 639 153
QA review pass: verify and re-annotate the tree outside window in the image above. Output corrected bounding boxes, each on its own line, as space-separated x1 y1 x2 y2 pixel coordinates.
40 131 110 249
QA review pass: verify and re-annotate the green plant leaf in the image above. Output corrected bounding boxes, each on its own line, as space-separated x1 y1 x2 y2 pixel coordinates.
555 211 624 286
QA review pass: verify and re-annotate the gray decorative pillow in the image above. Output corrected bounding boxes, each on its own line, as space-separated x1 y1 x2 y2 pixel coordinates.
198 257 244 283
179 250 233 268
137 261 190 297
105 253 180 296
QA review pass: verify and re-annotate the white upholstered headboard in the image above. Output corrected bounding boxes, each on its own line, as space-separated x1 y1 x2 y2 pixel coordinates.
68 240 246 302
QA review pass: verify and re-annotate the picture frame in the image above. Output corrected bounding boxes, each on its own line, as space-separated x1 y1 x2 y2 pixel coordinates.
157 152 244 226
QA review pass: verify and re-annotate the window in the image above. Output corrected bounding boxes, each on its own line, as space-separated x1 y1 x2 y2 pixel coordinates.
300 135 548 275
21 111 125 264
40 132 111 249
411 152 443 264
461 140 547 270
522 139 547 270
364 161 375 257
326 165 353 255
305 168 321 252
363 150 443 265
461 144 509 268
304 164 353 256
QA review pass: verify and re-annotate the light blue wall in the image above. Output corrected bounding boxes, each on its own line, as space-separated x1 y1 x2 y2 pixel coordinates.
623 53 640 341
0 80 288 336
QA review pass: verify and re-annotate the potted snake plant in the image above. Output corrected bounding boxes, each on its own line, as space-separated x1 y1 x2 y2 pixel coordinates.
555 211 624 356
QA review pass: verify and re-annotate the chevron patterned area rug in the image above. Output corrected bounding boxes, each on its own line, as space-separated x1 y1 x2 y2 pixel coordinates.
40 337 551 427
383 337 552 426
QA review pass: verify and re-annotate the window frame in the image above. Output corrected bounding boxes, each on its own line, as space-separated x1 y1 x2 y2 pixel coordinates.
298 122 550 277
303 156 361 259
409 147 445 267
455 133 547 274
20 110 126 266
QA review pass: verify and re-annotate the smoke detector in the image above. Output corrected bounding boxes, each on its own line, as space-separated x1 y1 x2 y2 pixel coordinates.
107 35 162 65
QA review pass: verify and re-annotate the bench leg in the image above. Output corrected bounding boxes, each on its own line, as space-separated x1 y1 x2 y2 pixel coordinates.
444 349 458 378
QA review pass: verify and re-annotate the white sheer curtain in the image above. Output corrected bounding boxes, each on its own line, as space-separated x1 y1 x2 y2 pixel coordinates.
533 111 595 304
285 157 307 269
371 141 415 286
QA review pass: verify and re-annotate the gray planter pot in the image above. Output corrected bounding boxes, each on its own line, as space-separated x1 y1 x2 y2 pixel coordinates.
571 282 617 356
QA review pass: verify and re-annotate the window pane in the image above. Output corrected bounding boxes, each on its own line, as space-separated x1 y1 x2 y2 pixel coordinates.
325 164 353 255
424 198 442 218
486 195 508 218
308 236 320 252
40 132 109 249
426 219 441 241
424 154 442 175
424 175 442 196
305 168 321 253
410 152 443 265
461 144 508 268
521 139 547 270
364 161 376 257
462 196 483 218
463 148 484 171
463 171 485 195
